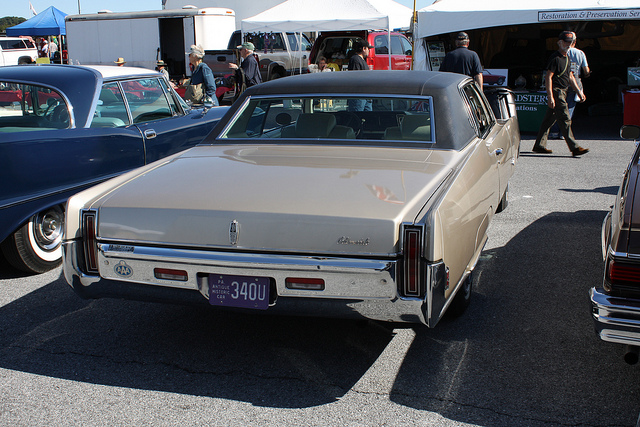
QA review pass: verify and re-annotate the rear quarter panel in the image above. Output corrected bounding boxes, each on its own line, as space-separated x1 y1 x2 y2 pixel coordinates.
424 138 499 298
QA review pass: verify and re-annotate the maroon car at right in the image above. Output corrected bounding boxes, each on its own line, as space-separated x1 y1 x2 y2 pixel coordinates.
591 125 640 364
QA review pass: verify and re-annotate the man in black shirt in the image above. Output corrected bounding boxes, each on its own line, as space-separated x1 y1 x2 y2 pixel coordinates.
532 31 588 156
347 40 373 111
439 32 483 87
348 40 372 71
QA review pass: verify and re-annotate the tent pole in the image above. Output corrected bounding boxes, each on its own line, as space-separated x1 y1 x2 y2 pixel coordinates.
387 20 391 70
298 32 302 75
411 0 417 70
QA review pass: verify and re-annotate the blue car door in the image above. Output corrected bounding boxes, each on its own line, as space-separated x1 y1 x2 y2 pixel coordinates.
120 77 218 164
0 82 144 214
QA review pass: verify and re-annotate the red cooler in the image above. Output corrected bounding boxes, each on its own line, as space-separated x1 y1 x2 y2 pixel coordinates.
623 90 640 127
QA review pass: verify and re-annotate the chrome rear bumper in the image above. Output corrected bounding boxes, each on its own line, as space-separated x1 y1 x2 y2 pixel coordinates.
590 287 640 345
63 241 450 325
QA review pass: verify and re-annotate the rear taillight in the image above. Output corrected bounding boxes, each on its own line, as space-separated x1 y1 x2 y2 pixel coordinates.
607 259 640 285
285 277 325 290
82 211 99 275
155 268 188 282
604 257 640 296
402 226 424 297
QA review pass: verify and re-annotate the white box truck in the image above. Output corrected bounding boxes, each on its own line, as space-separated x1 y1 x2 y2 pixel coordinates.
65 7 235 79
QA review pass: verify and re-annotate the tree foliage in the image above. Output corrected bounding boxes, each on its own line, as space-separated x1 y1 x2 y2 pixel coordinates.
0 16 27 34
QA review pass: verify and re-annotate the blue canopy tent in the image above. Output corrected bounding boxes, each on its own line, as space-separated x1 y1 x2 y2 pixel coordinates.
6 6 68 63
6 6 67 37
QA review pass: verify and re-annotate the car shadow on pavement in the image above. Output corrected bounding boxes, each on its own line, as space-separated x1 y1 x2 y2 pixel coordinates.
0 271 394 408
0 253 34 280
559 185 619 195
390 209 640 426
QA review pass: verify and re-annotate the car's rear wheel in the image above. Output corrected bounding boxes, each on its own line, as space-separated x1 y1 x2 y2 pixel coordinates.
1 205 64 274
448 273 472 317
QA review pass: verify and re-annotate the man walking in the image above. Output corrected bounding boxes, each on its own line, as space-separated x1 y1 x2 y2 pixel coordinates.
229 42 262 89
439 32 483 87
532 31 589 156
549 31 591 138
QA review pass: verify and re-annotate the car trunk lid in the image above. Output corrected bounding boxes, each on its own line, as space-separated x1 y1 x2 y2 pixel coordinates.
94 144 455 256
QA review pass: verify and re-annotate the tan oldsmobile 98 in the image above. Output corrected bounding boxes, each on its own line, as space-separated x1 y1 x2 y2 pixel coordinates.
63 71 520 327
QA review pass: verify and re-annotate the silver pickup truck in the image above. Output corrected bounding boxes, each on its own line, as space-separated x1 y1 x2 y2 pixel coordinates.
205 30 312 82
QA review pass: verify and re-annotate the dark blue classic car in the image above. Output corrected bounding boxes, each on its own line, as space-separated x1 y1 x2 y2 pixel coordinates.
0 64 227 274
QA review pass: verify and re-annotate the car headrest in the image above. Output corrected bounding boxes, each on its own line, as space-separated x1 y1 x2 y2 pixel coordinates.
401 114 431 141
295 113 337 138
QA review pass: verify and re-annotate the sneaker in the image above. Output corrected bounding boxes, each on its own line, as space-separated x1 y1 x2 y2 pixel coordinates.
572 147 589 157
532 146 553 154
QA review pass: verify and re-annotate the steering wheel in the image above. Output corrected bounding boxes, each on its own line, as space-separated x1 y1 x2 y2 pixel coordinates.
335 111 362 136
43 99 61 121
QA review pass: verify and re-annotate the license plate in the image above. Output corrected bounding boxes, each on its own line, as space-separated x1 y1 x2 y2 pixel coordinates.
208 274 270 310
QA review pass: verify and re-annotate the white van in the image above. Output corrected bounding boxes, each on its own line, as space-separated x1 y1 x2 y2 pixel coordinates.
0 37 38 66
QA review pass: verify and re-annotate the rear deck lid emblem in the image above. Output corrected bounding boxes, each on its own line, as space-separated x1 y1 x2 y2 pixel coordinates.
230 220 239 245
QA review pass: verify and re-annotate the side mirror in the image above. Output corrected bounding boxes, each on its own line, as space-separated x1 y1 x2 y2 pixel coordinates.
203 96 214 110
621 125 640 140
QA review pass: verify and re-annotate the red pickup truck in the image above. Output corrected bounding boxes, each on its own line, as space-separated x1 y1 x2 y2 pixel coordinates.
309 30 413 71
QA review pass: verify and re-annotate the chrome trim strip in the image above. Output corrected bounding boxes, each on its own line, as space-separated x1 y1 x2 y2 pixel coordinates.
95 237 397 259
602 211 611 261
99 243 393 271
607 248 640 261
591 287 640 345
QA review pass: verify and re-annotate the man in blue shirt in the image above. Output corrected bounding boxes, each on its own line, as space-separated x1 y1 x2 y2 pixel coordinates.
187 44 218 105
230 42 263 89
439 32 483 87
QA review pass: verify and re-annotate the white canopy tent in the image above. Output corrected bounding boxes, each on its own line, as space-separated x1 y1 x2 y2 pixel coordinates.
242 0 413 70
413 0 640 70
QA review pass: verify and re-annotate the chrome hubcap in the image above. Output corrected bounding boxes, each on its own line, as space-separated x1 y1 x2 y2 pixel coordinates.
32 207 64 251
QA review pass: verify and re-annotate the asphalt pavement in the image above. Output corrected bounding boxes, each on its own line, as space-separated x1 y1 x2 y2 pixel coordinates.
0 111 639 426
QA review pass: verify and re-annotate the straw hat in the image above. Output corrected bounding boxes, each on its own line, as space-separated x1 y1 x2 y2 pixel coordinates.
114 57 126 65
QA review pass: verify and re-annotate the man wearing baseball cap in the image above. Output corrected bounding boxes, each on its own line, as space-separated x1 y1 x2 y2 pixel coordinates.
347 39 373 71
346 39 374 111
229 41 262 89
532 31 588 156
439 32 483 87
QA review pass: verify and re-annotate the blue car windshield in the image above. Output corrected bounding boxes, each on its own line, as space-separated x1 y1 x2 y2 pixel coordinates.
219 96 434 144
0 82 69 131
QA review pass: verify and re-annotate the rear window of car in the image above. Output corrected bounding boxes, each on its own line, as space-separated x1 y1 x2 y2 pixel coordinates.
219 95 434 144
0 82 69 131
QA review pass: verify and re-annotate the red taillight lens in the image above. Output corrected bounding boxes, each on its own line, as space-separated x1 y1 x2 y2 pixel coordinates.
403 227 423 297
154 268 188 282
82 211 99 274
285 277 325 290
608 260 640 284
